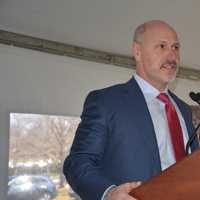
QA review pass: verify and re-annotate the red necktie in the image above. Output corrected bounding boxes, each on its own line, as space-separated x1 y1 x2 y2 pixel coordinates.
157 93 186 161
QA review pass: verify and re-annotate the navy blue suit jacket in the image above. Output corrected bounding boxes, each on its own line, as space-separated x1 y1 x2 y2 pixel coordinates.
63 76 198 200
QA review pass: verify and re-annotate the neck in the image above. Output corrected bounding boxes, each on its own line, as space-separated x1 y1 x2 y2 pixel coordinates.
135 72 168 92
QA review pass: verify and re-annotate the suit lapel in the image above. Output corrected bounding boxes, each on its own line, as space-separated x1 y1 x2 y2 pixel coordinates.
124 77 161 169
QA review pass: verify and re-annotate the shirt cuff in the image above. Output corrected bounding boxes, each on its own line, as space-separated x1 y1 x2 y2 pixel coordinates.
101 185 116 200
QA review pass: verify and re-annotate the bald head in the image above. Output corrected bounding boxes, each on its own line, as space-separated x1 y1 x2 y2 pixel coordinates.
133 20 178 44
132 20 180 91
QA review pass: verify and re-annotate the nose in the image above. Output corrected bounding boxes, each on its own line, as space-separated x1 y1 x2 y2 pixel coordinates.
168 49 179 61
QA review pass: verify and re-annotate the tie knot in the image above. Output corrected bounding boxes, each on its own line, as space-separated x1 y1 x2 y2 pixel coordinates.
157 93 171 104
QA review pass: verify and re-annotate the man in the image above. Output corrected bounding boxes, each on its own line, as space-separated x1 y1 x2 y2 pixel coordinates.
63 20 199 200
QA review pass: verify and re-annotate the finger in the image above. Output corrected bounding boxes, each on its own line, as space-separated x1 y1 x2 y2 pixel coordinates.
122 182 141 193
129 181 142 188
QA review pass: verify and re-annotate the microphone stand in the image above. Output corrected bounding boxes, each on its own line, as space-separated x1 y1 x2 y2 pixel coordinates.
186 91 200 155
186 123 200 154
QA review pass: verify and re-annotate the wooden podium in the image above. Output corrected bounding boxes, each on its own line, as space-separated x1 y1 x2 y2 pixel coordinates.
129 149 200 200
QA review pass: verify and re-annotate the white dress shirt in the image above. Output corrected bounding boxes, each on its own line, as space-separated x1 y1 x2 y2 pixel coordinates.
134 73 189 170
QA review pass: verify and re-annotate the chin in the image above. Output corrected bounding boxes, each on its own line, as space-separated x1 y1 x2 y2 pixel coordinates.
163 76 176 85
163 71 177 82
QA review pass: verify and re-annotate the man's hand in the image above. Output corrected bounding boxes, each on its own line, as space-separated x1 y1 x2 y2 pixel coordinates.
106 182 141 200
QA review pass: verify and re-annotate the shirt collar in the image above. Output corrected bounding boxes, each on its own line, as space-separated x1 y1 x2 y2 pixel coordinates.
134 73 168 102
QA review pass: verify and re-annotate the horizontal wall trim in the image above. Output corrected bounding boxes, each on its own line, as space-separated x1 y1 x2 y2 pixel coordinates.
0 30 200 81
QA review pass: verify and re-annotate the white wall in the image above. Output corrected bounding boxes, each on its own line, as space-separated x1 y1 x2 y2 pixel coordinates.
0 43 199 199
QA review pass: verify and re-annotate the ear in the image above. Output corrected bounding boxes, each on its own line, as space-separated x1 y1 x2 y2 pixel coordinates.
132 41 141 62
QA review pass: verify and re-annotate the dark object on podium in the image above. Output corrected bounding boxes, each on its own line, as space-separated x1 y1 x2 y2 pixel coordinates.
129 148 200 200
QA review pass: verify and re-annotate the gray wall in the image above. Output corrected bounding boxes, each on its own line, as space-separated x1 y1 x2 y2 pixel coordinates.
0 44 199 199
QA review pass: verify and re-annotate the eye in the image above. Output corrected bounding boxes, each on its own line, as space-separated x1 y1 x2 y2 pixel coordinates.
173 44 180 51
160 43 166 49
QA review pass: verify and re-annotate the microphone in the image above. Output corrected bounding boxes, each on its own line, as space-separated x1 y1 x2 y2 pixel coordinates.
189 92 200 105
186 92 200 154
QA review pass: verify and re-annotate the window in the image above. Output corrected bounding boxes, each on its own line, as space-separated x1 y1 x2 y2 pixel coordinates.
9 113 81 200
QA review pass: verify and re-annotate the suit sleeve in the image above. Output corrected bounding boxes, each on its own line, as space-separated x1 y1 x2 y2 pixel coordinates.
63 90 115 200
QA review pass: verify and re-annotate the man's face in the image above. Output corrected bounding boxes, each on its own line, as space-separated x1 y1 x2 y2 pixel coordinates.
134 23 180 91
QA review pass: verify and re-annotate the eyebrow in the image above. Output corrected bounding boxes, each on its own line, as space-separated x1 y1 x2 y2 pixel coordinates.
159 40 181 46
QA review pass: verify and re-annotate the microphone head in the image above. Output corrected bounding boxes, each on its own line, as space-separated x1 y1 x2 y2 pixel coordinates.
189 92 200 103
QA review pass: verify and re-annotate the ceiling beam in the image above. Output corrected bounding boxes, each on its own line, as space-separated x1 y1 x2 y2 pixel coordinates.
0 30 199 81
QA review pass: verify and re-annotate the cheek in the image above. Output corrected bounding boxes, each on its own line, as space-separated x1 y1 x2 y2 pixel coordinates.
141 50 162 68
144 54 160 68
142 53 152 65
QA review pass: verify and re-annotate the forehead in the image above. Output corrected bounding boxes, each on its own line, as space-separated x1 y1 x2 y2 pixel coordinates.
143 23 179 44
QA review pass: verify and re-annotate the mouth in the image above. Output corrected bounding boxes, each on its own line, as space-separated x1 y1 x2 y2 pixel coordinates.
161 61 177 70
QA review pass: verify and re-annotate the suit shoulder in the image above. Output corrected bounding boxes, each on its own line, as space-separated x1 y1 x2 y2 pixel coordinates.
87 82 128 99
83 82 129 111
